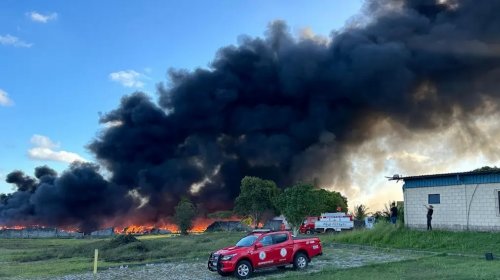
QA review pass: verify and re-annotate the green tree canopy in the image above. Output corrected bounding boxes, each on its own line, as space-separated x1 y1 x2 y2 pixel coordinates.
473 166 500 172
352 204 369 221
275 184 349 234
234 176 280 228
274 183 321 235
314 189 348 213
174 197 197 235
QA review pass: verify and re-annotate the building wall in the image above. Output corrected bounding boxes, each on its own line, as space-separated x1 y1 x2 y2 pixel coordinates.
0 228 83 238
404 183 500 231
90 227 115 237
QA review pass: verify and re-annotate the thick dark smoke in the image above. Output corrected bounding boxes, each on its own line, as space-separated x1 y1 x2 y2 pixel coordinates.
2 0 500 230
6 171 37 192
1 163 132 232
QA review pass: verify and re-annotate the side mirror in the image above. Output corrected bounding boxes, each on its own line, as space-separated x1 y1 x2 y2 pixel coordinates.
254 242 263 249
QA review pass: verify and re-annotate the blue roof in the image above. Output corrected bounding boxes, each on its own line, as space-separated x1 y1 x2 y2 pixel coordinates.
402 170 500 189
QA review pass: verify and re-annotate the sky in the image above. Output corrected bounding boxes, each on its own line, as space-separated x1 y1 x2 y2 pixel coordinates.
0 0 362 193
2 0 500 212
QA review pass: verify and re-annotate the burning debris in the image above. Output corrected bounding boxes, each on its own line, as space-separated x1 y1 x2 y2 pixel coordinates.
115 225 175 235
3 0 500 231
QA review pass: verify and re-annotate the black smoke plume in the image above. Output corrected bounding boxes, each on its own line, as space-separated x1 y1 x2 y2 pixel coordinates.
2 0 500 230
1 163 132 232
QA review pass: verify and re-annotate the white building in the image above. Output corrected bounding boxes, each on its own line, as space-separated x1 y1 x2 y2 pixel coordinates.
402 170 500 231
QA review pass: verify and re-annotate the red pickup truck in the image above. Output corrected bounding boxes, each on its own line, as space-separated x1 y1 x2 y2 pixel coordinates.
208 230 323 279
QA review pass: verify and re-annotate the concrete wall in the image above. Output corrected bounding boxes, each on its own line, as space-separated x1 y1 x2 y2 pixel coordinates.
205 221 250 232
150 228 171 234
0 228 83 238
404 183 500 231
90 227 115 237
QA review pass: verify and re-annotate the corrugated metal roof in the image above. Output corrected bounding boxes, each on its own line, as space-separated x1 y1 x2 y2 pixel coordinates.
401 170 500 189
401 169 500 180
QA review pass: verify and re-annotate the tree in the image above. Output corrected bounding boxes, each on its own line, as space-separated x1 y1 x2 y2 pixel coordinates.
374 200 400 222
473 166 500 172
372 211 386 221
174 197 197 235
234 176 280 228
397 203 405 224
274 183 322 235
314 189 348 213
352 204 369 221
380 201 393 221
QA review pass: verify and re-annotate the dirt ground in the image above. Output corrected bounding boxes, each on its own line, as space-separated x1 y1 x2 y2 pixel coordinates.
38 245 429 280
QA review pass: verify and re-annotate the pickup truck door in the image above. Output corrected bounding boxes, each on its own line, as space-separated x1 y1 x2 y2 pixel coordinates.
269 233 294 265
253 235 275 268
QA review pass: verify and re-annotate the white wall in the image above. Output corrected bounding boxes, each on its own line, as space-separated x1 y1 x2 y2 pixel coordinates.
404 183 500 231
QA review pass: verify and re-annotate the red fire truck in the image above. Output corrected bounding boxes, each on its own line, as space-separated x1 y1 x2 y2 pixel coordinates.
208 230 323 279
299 212 354 234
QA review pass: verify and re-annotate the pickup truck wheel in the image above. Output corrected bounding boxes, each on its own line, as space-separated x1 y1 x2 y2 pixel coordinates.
293 252 308 270
234 260 252 279
305 229 312 235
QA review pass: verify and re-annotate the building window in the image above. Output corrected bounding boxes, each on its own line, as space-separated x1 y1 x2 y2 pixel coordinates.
428 194 440 204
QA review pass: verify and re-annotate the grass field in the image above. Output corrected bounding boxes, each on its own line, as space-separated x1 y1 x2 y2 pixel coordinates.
321 222 500 256
285 254 500 280
0 223 498 279
0 232 242 278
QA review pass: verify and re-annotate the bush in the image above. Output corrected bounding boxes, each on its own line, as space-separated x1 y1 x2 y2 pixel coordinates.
97 235 152 262
101 242 150 262
105 234 139 249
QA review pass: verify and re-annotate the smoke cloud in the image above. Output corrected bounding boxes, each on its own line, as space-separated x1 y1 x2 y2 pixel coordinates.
1 163 132 232
2 0 500 230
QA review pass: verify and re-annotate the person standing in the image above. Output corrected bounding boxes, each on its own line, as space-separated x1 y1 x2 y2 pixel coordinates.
390 202 398 225
424 205 434 230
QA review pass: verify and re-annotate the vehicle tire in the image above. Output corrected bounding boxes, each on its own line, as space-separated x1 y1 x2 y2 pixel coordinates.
293 252 308 270
305 229 312 235
234 260 252 279
325 228 335 234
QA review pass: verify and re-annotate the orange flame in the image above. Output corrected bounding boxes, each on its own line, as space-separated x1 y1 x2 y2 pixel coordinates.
1 216 243 234
190 217 214 233
0 225 26 230
114 216 241 234
114 224 178 234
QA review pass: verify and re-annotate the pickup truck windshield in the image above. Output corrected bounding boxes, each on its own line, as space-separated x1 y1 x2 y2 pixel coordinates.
236 235 258 247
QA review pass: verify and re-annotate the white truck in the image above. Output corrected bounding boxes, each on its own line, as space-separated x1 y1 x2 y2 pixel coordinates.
300 212 354 234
